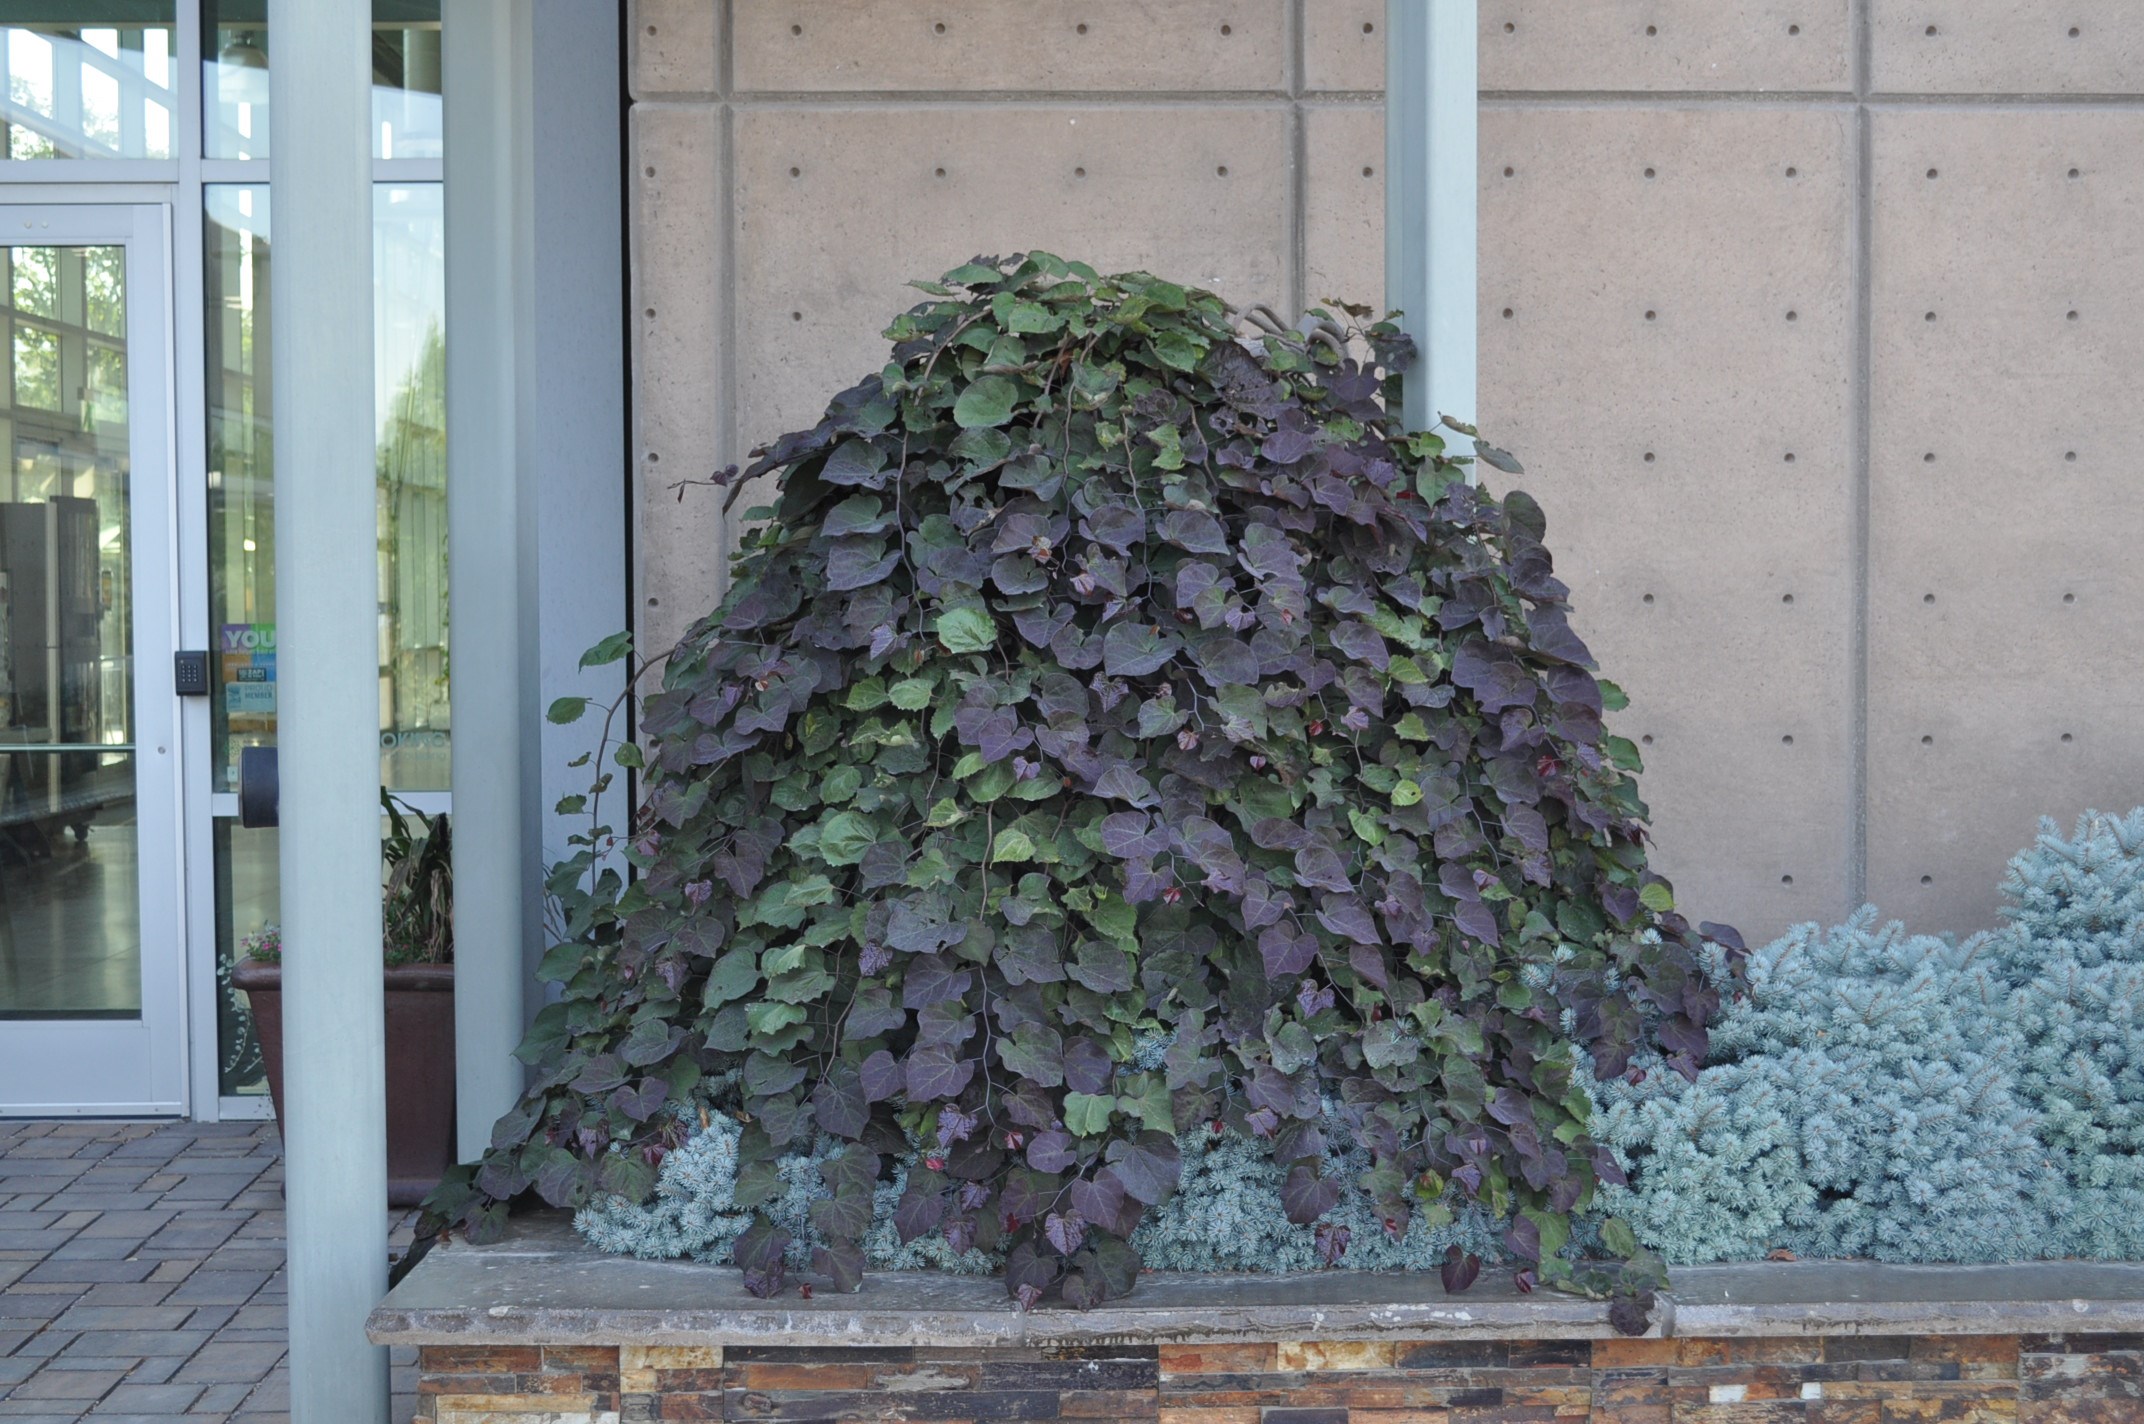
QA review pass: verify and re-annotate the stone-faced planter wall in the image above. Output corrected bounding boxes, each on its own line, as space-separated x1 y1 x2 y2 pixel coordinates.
371 1217 2144 1423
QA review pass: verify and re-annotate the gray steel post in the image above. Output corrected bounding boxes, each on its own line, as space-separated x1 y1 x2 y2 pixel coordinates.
443 0 532 1157
1385 0 1479 440
267 0 389 1418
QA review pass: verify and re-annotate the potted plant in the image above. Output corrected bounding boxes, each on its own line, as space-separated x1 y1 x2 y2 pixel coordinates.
234 790 456 1206
428 254 1727 1324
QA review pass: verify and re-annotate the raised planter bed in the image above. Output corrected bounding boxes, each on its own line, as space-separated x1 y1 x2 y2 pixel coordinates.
370 1214 2144 1422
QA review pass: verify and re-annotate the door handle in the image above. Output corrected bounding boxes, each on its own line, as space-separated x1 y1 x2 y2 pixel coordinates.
239 746 279 828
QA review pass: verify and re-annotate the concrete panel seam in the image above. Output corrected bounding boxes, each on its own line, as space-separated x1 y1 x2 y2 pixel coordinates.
722 91 1318 108
1849 0 1872 909
716 3 737 600
1287 0 1306 320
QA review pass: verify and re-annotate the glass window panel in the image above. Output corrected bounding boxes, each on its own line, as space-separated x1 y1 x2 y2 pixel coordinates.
372 1 441 160
204 182 449 794
1 244 140 1019
213 818 274 1094
202 0 266 160
204 185 272 791
0 5 174 160
374 184 447 791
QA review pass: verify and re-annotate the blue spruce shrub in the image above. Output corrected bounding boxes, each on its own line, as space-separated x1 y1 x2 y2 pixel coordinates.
583 1109 1510 1276
1987 810 2144 1258
1594 911 2057 1264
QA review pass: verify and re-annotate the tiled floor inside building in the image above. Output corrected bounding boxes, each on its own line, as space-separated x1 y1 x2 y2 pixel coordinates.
0 1120 416 1422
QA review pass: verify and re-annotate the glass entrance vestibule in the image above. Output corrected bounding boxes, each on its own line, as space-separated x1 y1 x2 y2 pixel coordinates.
0 2 451 1119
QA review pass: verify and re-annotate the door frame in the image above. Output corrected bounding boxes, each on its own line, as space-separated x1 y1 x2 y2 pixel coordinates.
0 201 187 1117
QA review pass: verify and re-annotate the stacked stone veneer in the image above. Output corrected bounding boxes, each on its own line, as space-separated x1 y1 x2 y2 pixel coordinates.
414 1332 2139 1421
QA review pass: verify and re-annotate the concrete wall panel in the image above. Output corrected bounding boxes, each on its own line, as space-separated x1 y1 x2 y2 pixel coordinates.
1301 104 1384 307
1483 2 1852 93
1867 109 2144 927
630 104 730 658
1478 106 1858 942
1872 2 2144 94
628 2 2144 939
1303 1 1384 94
730 104 1291 457
627 0 720 98
732 1 1289 93
1308 3 1853 95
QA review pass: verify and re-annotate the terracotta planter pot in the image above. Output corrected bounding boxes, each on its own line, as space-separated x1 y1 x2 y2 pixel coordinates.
231 958 457 1207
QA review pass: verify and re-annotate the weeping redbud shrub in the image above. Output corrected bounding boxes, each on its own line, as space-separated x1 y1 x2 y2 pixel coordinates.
422 253 1734 1326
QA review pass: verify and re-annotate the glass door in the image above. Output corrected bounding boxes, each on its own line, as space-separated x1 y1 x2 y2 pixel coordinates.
0 204 182 1115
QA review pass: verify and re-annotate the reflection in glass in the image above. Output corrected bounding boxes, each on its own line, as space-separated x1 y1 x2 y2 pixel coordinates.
0 6 174 160
205 2 446 163
214 819 276 1094
204 186 273 791
202 0 267 160
204 184 449 793
375 185 448 790
373 2 441 160
0 244 140 1018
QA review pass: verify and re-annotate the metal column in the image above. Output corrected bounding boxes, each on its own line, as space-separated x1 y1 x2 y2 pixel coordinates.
443 0 533 1157
267 0 389 1418
1385 0 1479 439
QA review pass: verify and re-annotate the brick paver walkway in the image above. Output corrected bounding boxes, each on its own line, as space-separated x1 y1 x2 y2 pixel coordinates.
0 1120 417 1422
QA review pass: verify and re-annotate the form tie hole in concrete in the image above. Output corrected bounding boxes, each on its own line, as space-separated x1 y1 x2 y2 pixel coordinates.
1789 23 1801 35
936 166 948 178
1503 165 1515 177
2064 593 2077 604
1074 166 1085 178
2066 451 2078 462
1502 307 1514 319
1927 168 1939 179
1782 593 1795 604
1645 309 1657 321
1216 165 1229 177
1922 735 1934 745
933 22 947 34
1923 593 1936 604
1642 593 1655 605
1504 21 1516 34
1785 166 1798 178
1640 735 1654 747
2063 733 2076 743
1926 24 1938 35
1786 310 1799 321
2071 27 2082 38
2068 310 2080 321
644 307 655 319
791 24 802 36
791 311 803 322
646 451 659 463
1922 875 1934 885
1076 23 1088 35
790 166 802 177
1782 734 1795 745
1363 22 1375 34
1363 166 1374 177
643 166 655 178
2069 168 2081 179
645 25 656 36
1646 24 1658 36
1220 24 1232 35
1782 875 1795 886
1924 452 1936 463
1924 311 1937 322
1643 452 1655 463
1644 166 1656 178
